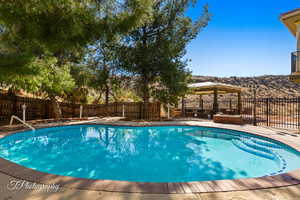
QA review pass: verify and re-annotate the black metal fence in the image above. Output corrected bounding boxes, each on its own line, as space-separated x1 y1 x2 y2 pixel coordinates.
241 97 300 130
183 97 300 130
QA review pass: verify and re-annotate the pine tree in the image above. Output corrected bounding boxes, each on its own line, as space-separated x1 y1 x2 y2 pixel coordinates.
0 0 153 117
118 0 210 116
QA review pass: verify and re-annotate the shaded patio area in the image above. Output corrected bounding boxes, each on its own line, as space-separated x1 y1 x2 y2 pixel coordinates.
180 82 243 118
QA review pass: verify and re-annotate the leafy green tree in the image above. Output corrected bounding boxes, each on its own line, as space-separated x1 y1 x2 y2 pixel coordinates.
86 38 119 105
0 0 153 118
65 64 92 104
117 0 210 116
3 56 76 117
110 77 142 103
85 35 141 104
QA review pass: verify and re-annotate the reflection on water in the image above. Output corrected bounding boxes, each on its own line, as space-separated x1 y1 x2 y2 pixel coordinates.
0 125 299 182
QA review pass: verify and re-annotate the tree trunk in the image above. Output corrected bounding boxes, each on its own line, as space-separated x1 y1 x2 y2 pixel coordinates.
50 97 62 119
142 80 150 120
140 27 151 119
104 84 109 116
103 63 110 116
105 84 109 105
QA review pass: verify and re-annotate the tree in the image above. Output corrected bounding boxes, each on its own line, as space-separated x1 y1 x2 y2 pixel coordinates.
0 0 154 118
66 64 92 104
86 38 120 105
3 56 76 117
117 0 210 116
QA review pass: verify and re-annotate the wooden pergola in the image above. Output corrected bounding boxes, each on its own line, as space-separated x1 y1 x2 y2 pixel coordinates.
185 82 243 115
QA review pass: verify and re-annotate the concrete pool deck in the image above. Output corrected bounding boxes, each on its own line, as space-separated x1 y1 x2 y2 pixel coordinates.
1 118 300 199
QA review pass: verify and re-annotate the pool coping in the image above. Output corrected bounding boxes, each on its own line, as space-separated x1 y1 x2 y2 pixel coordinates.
1 121 300 194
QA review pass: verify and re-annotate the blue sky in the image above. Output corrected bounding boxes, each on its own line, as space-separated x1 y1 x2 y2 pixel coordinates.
186 0 299 77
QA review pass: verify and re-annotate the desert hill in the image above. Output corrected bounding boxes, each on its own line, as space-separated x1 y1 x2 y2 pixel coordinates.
191 75 300 98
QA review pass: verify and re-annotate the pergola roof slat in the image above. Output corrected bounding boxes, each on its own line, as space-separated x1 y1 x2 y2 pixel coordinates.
188 82 242 95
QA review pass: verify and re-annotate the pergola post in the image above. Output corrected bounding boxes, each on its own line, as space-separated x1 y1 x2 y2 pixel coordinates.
181 96 185 117
213 89 218 114
237 91 241 114
199 95 203 110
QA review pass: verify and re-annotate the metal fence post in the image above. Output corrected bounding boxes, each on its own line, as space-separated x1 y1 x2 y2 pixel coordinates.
253 90 257 126
266 98 270 126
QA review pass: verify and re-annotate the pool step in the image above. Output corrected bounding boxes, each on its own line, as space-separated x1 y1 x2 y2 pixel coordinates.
232 139 276 160
240 138 276 156
232 138 287 175
250 138 282 149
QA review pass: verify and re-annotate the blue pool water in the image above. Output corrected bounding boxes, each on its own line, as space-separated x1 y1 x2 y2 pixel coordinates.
0 125 300 182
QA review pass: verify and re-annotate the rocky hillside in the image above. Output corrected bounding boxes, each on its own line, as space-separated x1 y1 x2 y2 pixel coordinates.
191 75 300 98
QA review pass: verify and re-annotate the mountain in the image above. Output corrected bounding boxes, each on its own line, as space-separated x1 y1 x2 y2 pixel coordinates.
191 75 300 98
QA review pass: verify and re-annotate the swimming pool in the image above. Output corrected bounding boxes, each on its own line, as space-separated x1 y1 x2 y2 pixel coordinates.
0 125 300 183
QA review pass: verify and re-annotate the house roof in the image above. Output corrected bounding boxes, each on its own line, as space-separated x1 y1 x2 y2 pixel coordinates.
280 8 300 37
281 8 300 17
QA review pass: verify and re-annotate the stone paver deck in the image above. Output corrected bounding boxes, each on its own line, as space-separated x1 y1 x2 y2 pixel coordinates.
1 118 300 199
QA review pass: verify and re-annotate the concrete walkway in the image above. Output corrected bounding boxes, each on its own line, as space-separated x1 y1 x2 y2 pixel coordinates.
1 172 300 200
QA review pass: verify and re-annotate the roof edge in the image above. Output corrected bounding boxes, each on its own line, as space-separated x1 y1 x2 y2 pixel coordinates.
281 8 300 19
